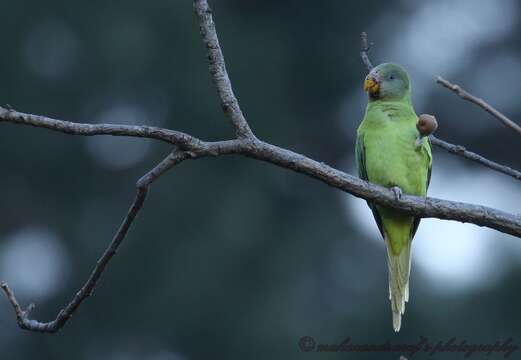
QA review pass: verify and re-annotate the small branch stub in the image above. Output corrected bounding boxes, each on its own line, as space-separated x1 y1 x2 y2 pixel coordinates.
415 114 438 148
417 114 438 137
360 32 373 71
1 282 45 332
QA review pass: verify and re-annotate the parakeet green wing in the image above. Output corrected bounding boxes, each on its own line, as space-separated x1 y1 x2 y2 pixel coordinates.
356 133 384 238
410 137 432 239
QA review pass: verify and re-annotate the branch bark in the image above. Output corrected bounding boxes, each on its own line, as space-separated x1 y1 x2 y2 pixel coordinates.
2 1 521 334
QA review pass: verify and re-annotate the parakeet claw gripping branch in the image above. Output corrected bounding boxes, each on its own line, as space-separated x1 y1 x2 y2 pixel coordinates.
1 0 521 334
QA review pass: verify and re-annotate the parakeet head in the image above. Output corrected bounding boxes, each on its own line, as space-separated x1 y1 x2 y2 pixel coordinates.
364 63 411 101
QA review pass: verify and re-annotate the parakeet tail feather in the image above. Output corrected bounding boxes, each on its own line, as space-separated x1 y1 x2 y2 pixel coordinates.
384 236 412 332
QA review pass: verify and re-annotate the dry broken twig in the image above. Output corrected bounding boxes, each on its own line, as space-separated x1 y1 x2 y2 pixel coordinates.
360 31 373 71
1 1 521 333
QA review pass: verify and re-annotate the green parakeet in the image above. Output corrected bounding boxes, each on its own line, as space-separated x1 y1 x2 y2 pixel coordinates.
356 63 432 332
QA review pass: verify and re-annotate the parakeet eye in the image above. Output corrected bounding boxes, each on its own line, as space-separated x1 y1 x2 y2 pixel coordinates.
389 75 395 80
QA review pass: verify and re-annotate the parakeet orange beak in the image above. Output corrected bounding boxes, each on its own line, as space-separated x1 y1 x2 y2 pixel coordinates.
364 73 380 96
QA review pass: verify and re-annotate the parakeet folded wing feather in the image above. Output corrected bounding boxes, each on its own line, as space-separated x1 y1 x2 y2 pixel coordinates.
356 133 385 239
410 137 432 239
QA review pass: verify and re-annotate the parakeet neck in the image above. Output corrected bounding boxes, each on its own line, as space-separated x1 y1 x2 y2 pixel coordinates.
367 92 415 119
368 90 412 104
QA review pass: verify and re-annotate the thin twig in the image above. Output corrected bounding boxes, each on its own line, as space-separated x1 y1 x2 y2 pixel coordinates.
1 151 190 333
360 31 373 71
193 0 255 140
437 76 521 137
430 136 521 180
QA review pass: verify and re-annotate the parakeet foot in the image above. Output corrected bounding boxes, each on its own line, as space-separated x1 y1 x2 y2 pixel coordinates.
390 186 402 200
415 136 423 150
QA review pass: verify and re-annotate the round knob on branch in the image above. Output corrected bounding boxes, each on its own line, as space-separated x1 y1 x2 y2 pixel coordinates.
417 114 438 137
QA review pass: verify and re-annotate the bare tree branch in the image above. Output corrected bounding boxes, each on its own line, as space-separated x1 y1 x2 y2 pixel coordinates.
437 76 521 137
358 32 521 181
2 1 521 334
430 136 521 180
246 140 521 237
1 108 520 238
193 0 255 140
0 106 252 157
1 150 190 333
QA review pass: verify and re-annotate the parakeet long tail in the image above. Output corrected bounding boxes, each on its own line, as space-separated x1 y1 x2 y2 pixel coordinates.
384 236 412 332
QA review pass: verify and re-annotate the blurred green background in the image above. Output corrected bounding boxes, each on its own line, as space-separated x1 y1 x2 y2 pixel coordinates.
0 0 521 359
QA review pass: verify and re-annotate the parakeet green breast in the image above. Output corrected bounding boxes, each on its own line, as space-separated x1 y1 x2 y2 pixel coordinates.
355 63 432 332
360 100 430 197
